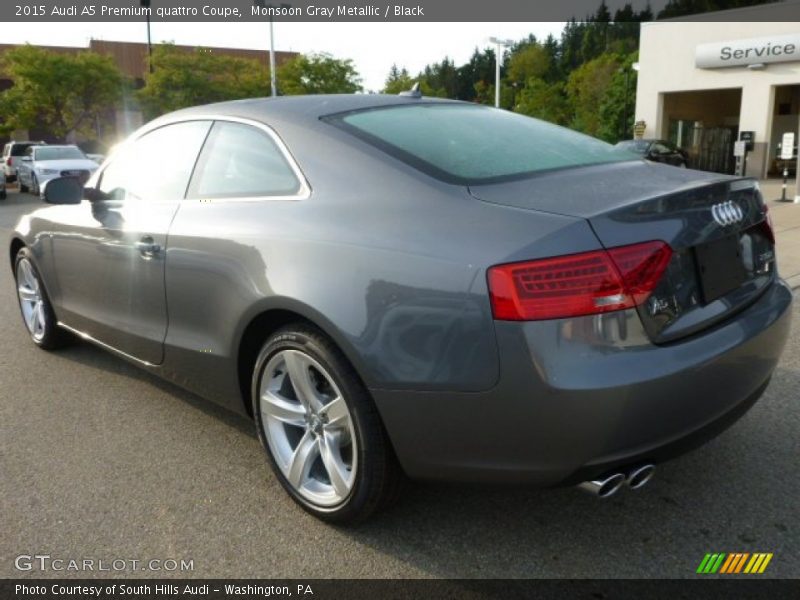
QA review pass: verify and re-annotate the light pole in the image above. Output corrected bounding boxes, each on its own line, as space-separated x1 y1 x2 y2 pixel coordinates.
255 1 291 97
141 0 153 74
488 37 513 108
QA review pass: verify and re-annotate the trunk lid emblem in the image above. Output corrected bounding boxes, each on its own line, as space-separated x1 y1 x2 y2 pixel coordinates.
711 201 744 226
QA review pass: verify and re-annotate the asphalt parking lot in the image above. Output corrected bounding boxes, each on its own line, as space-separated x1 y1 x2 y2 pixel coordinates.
1 186 799 579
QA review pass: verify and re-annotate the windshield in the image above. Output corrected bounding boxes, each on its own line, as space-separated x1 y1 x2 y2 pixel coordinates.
329 103 637 184
35 147 85 161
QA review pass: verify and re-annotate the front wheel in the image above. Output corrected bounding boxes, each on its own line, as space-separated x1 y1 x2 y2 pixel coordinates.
31 174 40 197
14 247 69 349
252 325 402 523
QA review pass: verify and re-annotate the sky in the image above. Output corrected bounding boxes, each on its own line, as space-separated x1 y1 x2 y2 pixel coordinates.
4 21 567 91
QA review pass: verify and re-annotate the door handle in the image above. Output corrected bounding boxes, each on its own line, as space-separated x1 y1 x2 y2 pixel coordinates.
134 237 161 257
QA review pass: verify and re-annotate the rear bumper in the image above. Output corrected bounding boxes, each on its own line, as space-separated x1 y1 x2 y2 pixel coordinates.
372 279 793 485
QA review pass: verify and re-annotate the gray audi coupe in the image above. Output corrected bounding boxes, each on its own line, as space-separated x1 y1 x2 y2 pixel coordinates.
9 95 792 522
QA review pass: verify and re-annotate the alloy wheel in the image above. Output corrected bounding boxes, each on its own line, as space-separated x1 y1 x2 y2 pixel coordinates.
16 258 46 341
259 349 357 507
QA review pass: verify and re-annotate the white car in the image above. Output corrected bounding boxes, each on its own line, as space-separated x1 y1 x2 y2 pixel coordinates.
17 145 99 197
3 140 46 183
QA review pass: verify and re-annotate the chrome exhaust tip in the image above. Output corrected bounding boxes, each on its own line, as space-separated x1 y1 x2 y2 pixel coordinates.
578 473 626 498
626 464 656 490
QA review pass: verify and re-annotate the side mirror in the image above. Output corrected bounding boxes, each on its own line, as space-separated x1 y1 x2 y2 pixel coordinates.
43 177 83 205
21 156 32 162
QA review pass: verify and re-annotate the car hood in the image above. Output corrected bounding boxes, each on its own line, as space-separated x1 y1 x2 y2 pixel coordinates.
35 159 98 171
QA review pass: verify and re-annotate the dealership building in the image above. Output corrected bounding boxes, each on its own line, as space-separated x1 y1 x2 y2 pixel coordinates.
635 1 800 181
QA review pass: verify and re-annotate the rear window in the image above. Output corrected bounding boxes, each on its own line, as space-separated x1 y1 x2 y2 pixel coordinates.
328 103 636 184
12 143 41 156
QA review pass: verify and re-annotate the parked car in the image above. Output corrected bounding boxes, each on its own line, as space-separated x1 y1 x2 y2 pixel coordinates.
2 140 46 183
616 138 688 167
0 169 6 200
16 144 99 197
10 96 791 522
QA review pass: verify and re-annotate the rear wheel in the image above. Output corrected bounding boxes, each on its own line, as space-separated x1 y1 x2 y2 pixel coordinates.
252 325 402 523
14 247 69 349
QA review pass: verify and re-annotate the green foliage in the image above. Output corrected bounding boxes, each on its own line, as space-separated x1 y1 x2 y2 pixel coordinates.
514 79 570 126
417 58 460 99
658 0 775 19
507 44 550 88
597 53 639 142
277 53 362 95
457 48 497 102
566 53 622 138
0 45 124 140
137 43 268 119
383 64 414 94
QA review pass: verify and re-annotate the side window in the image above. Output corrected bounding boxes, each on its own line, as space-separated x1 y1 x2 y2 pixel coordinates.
188 121 302 199
97 120 211 202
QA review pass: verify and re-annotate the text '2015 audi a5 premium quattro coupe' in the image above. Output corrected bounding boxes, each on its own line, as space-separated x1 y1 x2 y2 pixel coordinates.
10 95 792 522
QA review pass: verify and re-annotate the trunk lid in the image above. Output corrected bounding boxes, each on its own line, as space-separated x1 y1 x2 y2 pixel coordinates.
470 161 776 343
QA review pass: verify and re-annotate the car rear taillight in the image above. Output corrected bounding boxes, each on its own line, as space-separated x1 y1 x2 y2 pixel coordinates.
487 241 672 321
5 158 11 166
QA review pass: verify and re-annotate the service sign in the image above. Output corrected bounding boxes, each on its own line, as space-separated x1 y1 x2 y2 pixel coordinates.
696 34 800 69
781 132 795 160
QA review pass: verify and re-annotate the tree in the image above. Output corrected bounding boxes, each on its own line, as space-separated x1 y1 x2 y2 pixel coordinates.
565 53 621 137
514 79 570 125
0 45 124 140
137 43 268 119
507 44 550 88
596 52 639 142
456 48 496 102
277 53 362 95
383 64 414 94
417 58 460 99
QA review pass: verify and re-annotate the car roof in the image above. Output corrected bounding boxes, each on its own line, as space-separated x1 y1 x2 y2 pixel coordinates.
35 144 79 149
157 94 461 127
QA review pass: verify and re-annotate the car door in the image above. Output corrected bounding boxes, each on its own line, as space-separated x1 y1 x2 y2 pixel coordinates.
51 120 212 364
18 146 34 187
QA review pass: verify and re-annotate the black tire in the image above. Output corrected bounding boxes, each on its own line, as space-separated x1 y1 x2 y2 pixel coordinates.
31 174 39 197
19 178 28 193
14 247 70 350
0 188 6 200
252 324 403 523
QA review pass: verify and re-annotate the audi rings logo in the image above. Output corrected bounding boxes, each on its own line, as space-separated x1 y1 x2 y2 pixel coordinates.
711 201 744 226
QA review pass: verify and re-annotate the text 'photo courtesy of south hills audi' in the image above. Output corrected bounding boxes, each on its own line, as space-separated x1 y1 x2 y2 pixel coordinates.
9 94 792 523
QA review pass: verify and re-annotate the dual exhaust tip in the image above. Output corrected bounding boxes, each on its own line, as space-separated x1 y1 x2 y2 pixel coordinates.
578 464 655 498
